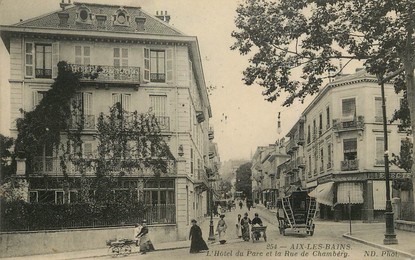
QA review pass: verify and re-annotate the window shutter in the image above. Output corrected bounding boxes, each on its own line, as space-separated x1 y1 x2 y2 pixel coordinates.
114 48 120 67
122 94 131 112
150 95 166 117
83 46 90 65
144 48 150 82
121 48 128 67
25 42 34 77
166 48 173 83
75 46 82 64
52 42 60 78
83 92 92 115
112 93 121 106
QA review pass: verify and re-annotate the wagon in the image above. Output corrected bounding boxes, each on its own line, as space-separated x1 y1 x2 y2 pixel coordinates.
251 225 267 242
279 190 316 236
106 238 136 256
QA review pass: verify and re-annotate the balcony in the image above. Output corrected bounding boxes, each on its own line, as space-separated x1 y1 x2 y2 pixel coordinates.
332 116 365 132
341 159 359 171
286 139 299 154
208 127 214 140
69 115 95 130
153 116 170 132
69 64 141 87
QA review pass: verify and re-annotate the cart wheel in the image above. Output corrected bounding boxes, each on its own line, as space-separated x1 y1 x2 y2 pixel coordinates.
121 245 131 256
111 246 120 256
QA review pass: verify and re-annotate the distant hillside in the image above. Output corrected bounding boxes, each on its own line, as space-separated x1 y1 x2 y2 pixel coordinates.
220 159 250 180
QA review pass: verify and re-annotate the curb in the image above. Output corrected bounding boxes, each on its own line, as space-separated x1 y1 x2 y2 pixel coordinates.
342 233 415 259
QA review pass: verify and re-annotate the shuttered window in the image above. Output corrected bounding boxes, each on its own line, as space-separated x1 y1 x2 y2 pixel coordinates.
112 93 131 112
150 50 166 82
144 48 150 82
75 46 90 65
114 48 128 67
343 138 357 160
375 137 384 164
25 42 34 77
375 97 385 122
150 95 167 116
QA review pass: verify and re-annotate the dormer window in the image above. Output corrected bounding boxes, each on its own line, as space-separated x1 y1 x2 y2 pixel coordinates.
113 8 130 26
76 5 92 24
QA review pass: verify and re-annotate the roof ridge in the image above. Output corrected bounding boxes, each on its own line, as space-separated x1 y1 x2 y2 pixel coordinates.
73 1 141 9
13 7 68 26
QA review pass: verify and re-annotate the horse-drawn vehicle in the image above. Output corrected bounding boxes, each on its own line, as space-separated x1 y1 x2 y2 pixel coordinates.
278 190 317 236
106 238 136 256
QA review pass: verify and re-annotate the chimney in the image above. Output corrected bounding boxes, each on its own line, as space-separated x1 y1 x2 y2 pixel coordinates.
155 10 171 23
58 11 70 27
60 0 71 11
135 16 146 31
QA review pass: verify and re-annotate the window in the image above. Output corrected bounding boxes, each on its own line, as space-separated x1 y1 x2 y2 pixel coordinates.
25 43 34 77
150 95 166 117
143 179 175 224
343 138 357 161
71 92 93 129
375 137 384 165
312 119 316 139
29 191 38 203
375 97 384 122
33 141 54 174
326 106 330 128
35 44 52 78
190 148 194 176
75 46 90 65
319 113 323 135
342 98 356 120
113 48 128 67
307 125 311 143
327 143 332 169
55 191 64 204
69 191 78 204
320 148 324 172
79 9 89 21
112 93 131 112
150 50 166 82
32 90 47 108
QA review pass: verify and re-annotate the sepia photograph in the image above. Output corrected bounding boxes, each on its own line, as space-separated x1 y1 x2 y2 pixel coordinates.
0 0 414 259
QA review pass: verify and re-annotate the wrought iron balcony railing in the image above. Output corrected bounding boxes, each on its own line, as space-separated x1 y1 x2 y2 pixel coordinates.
332 116 365 132
69 64 141 83
341 159 359 171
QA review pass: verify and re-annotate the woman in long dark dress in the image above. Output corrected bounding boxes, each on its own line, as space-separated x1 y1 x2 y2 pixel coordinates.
189 219 209 253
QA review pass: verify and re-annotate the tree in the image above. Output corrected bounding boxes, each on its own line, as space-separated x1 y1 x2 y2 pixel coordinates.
232 0 415 218
235 162 252 199
0 134 14 181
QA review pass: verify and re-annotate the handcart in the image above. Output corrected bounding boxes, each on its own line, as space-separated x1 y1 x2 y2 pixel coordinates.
251 225 267 242
279 190 316 236
106 238 136 256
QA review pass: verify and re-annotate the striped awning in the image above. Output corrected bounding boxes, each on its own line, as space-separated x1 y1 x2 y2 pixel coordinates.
337 182 363 204
308 182 334 206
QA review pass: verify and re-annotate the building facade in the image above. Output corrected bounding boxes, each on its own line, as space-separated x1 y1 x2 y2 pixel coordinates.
302 69 410 221
0 2 215 240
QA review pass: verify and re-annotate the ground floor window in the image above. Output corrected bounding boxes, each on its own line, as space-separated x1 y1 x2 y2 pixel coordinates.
143 179 175 224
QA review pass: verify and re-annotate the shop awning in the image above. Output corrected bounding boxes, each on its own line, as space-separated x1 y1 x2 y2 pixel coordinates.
308 182 334 206
337 182 363 204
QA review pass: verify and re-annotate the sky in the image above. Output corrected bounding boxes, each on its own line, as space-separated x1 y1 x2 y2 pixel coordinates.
0 0 317 161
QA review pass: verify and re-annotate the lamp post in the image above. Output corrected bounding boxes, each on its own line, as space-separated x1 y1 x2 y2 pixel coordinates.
379 78 398 245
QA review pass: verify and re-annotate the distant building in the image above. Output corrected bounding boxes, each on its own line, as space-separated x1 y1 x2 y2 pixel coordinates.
0 1 217 240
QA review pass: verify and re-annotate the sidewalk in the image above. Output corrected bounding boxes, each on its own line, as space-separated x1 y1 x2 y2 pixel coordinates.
1 216 226 260
342 222 415 259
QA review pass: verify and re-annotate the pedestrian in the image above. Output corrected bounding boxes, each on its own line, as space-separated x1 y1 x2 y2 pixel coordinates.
133 223 143 246
136 219 155 254
239 201 243 209
236 214 242 238
240 212 251 241
216 214 227 244
189 219 209 254
276 201 286 234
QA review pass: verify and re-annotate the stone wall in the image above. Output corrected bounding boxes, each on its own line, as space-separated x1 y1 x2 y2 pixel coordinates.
0 224 178 258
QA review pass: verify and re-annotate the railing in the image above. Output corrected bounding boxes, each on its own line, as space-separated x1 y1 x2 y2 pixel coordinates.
35 68 52 79
208 128 214 140
144 204 175 224
69 64 141 82
332 116 365 132
154 116 170 131
341 159 359 171
286 139 299 153
69 115 95 130
150 73 166 82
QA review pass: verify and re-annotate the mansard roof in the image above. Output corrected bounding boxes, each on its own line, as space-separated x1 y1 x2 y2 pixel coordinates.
13 2 183 36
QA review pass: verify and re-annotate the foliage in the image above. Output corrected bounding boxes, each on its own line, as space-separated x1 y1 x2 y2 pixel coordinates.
391 137 413 173
15 61 80 163
231 0 411 105
0 197 147 231
235 162 252 199
0 134 15 180
217 179 233 198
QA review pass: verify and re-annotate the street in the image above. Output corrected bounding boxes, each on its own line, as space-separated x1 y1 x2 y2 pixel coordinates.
96 203 407 260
